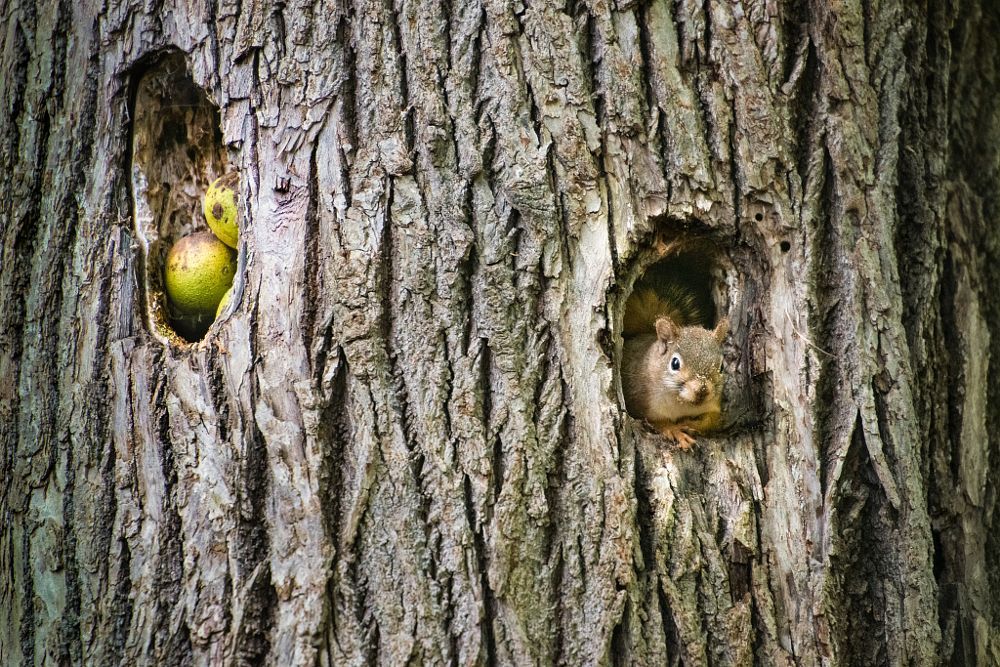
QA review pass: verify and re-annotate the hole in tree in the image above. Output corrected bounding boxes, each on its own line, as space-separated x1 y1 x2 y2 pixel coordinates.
612 221 767 439
616 237 729 436
754 212 764 222
780 240 791 253
129 51 236 344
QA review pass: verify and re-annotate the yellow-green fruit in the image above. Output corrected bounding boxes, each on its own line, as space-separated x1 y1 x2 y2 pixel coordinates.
165 232 237 316
203 173 239 248
216 286 233 319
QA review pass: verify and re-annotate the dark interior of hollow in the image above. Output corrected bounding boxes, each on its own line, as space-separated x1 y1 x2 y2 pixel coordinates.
630 251 718 329
131 53 228 343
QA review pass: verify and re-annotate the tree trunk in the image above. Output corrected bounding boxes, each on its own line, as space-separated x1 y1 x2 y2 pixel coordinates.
2 0 998 665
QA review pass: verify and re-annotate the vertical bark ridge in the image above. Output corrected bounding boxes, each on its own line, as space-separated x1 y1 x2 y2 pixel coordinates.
144 358 196 665
391 0 487 657
18 528 35 666
0 1 90 663
828 416 893 665
923 2 1000 661
808 0 942 662
464 472 497 666
52 17 104 662
0 13 28 539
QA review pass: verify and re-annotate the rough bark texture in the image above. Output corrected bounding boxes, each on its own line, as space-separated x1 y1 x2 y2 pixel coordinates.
2 0 998 665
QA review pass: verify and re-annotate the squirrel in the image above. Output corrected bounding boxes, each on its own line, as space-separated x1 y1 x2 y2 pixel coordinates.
621 278 728 448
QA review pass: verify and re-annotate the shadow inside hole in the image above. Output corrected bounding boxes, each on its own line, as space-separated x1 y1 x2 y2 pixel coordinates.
130 52 230 343
626 249 722 331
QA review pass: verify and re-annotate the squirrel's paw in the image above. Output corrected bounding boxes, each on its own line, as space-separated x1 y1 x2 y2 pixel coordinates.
659 424 697 449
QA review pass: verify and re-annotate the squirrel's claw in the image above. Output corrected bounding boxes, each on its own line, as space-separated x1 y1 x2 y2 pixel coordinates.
659 424 697 449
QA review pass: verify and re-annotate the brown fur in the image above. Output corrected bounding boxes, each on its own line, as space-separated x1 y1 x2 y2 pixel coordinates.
621 280 728 444
622 278 712 337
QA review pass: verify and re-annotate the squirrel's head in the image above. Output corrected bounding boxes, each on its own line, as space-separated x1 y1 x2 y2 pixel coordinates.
653 316 729 416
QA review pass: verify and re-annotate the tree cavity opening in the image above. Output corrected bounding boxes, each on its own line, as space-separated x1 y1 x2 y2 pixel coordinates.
614 233 735 437
129 51 236 345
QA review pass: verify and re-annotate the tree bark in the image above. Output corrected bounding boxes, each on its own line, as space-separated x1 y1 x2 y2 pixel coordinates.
2 0 998 665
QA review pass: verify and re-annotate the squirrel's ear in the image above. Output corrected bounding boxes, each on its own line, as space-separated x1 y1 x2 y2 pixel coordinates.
655 317 679 343
713 317 730 344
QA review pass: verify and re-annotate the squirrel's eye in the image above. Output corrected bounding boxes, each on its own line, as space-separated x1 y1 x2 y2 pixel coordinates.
670 355 681 371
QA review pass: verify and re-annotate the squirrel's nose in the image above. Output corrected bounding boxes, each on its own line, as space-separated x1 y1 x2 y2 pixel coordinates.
694 382 709 403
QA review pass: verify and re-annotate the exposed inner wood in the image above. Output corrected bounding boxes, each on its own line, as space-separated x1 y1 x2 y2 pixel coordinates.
130 52 229 343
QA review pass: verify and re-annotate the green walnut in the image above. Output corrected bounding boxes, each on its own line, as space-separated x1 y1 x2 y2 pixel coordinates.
203 172 239 248
215 286 233 319
165 231 237 317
